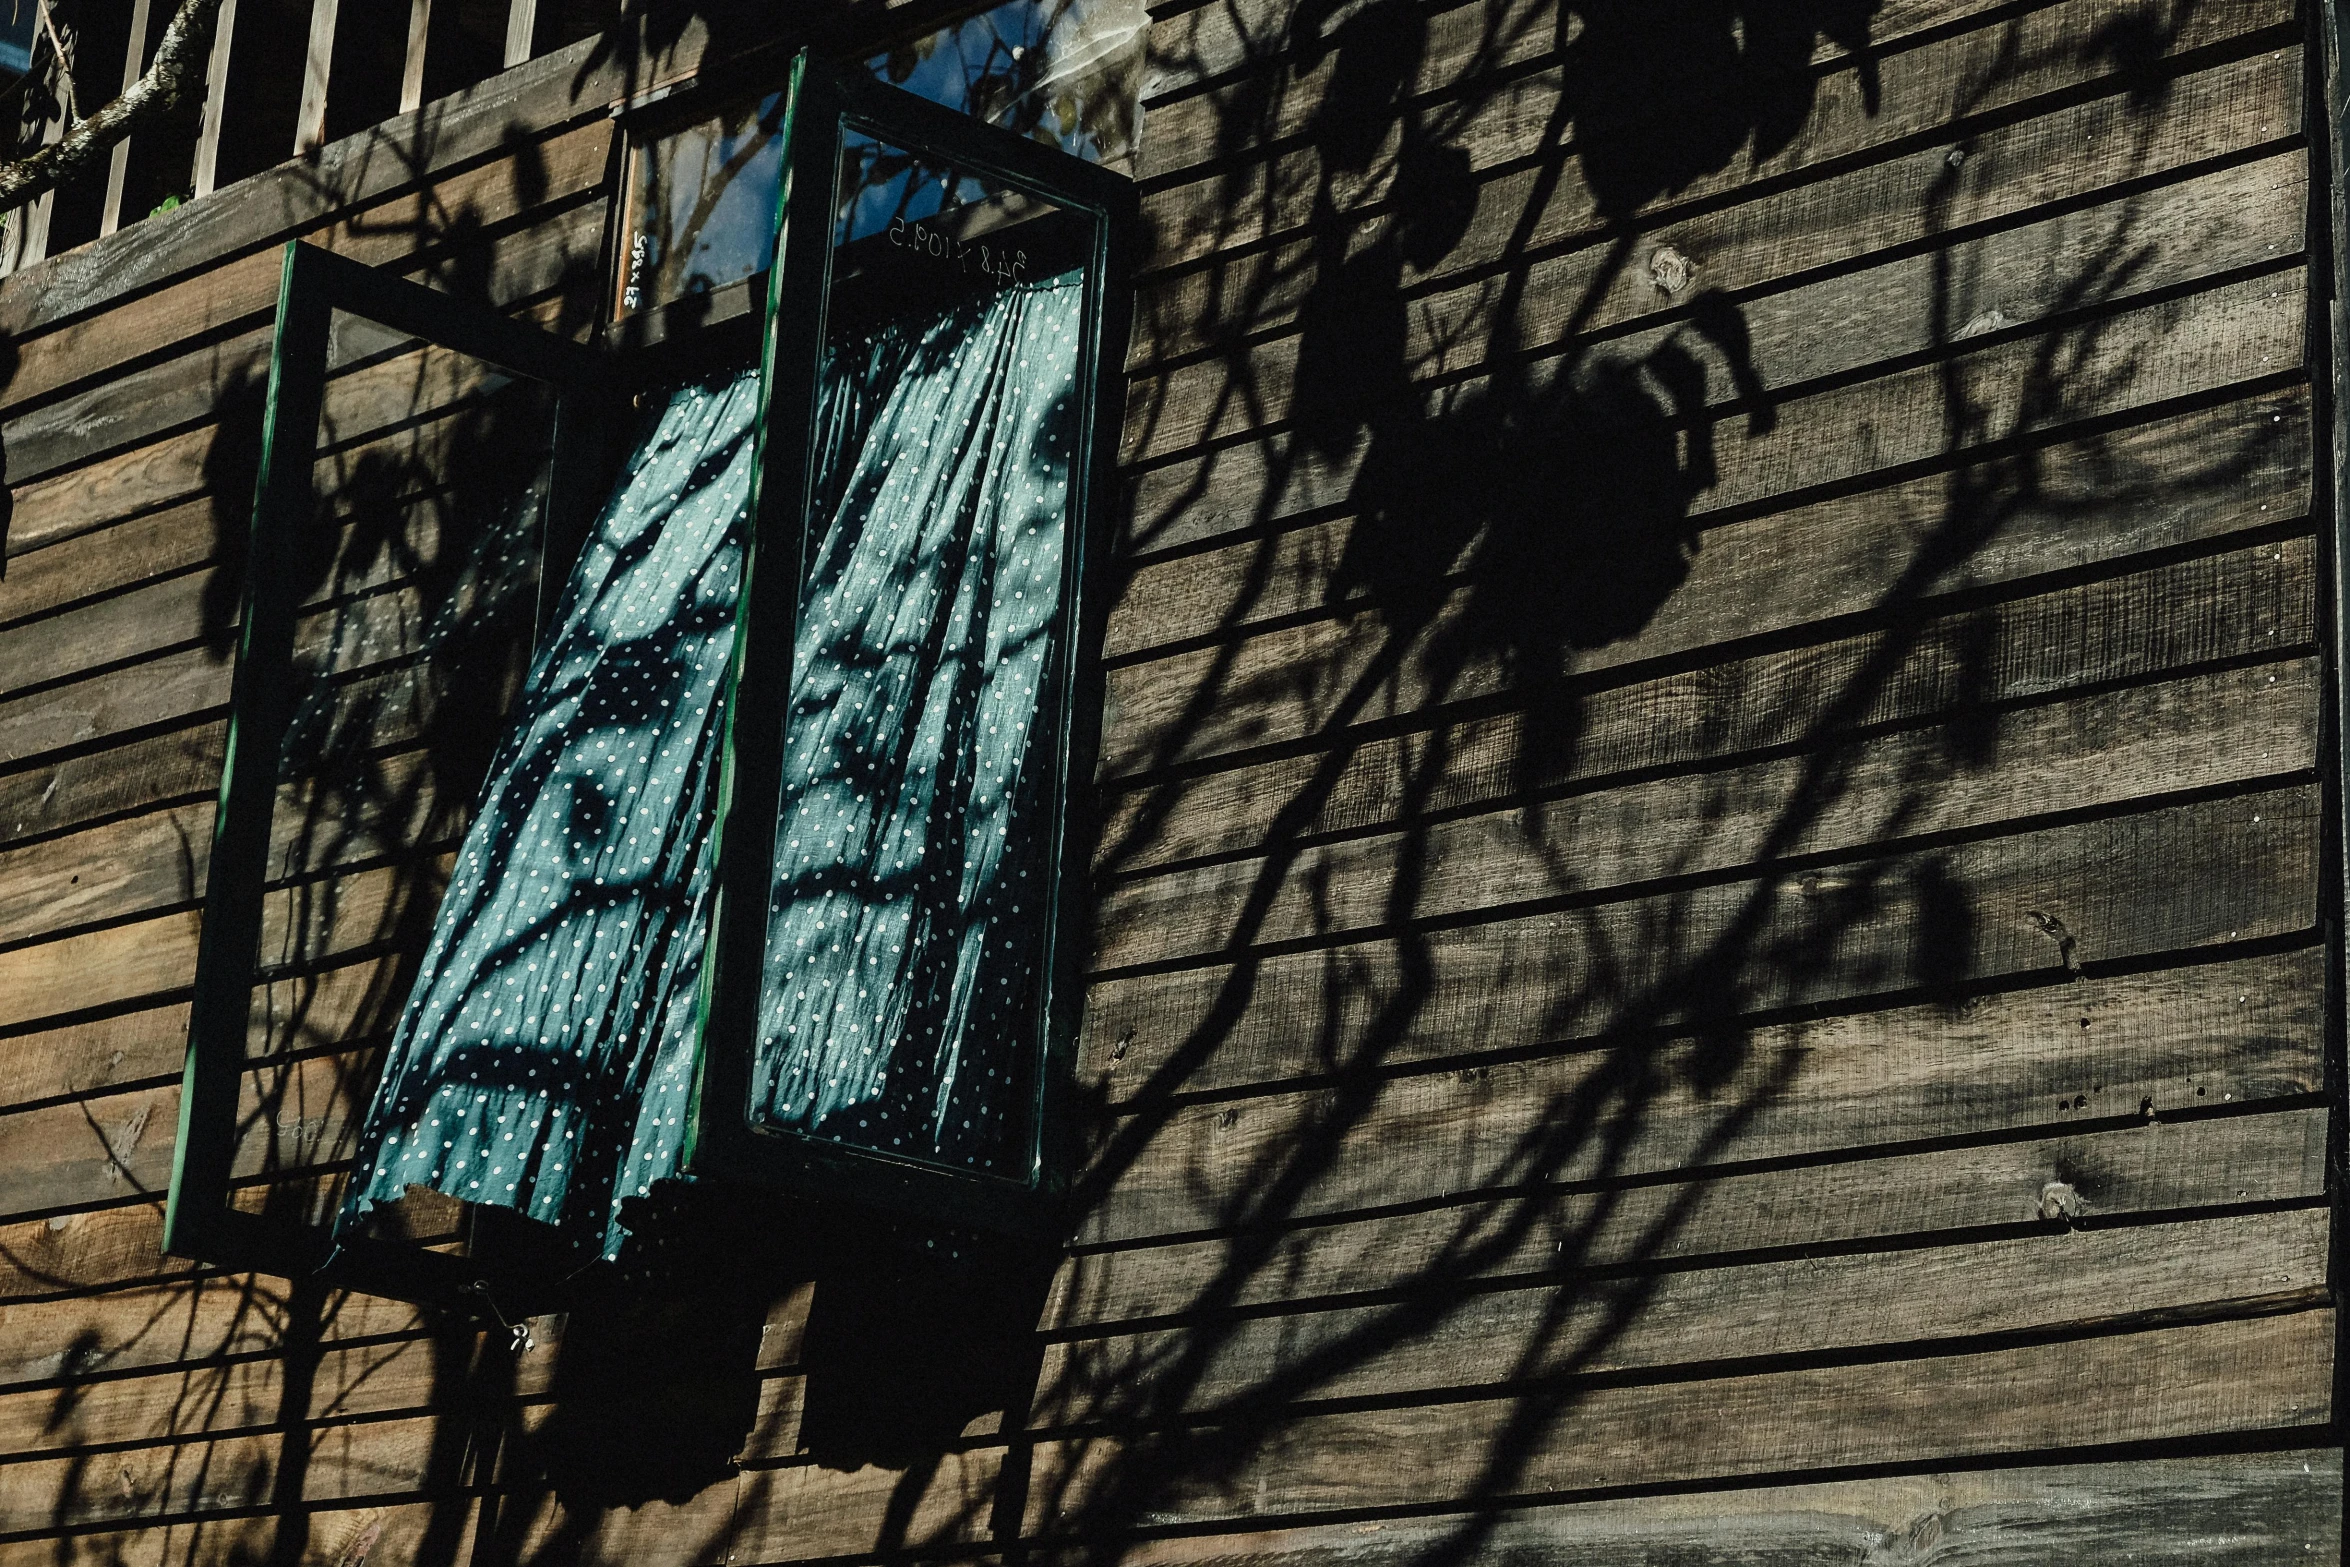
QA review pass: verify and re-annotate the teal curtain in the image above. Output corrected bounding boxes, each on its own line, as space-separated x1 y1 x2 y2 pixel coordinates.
341 370 759 1257
751 271 1084 1177
343 269 1083 1256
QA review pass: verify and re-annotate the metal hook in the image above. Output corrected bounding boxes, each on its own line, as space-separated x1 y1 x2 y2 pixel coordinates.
459 1279 536 1355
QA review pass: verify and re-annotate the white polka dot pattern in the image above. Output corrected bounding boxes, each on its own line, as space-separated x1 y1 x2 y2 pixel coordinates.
752 271 1084 1176
339 369 761 1257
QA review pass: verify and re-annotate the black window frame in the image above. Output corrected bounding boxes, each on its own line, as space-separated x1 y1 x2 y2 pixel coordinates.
677 57 1136 1240
164 240 615 1303
165 52 1134 1301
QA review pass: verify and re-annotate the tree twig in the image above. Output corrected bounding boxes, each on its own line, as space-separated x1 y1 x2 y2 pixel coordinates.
34 0 73 125
0 0 226 213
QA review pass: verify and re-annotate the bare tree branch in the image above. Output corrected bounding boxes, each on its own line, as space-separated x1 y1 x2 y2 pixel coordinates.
34 0 75 125
0 0 226 214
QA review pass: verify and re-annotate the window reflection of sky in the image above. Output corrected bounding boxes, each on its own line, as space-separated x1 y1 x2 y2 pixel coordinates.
835 133 999 249
868 0 1143 166
620 92 786 316
616 0 1139 319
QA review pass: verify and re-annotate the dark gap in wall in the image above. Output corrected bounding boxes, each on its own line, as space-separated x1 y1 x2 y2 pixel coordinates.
210 0 308 189
43 0 134 251
421 0 506 106
531 0 618 56
117 0 191 220
322 0 410 144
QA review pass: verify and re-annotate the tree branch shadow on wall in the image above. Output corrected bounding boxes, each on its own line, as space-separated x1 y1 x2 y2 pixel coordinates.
0 0 2303 1560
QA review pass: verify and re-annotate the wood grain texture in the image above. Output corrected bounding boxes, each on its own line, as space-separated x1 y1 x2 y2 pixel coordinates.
0 0 2323 1556
1017 1107 2329 1326
1038 1209 2328 1424
1142 0 2072 112
0 563 492 776
0 854 446 1035
1133 39 2300 371
0 653 449 852
3 204 596 567
1072 946 2323 1248
1101 388 2309 840
1125 149 2305 466
1135 0 2295 272
1110 336 2310 783
0 1046 385 1223
1025 1309 2333 1531
0 721 224 849
1093 657 2317 974
1064 1449 2341 1566
0 118 608 428
1121 269 2306 702
1077 781 2316 1146
0 748 450 950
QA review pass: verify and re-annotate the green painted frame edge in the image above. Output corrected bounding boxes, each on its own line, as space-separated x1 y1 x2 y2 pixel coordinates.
162 240 612 1305
681 54 1139 1240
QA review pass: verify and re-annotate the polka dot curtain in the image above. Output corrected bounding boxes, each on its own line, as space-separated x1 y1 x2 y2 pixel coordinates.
754 270 1084 1176
341 271 1085 1256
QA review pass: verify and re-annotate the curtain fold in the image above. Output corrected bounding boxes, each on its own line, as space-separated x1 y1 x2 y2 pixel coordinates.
752 271 1085 1177
341 370 759 1257
343 268 1084 1257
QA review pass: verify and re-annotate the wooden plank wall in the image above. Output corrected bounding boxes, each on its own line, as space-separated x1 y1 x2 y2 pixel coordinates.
0 0 2341 1563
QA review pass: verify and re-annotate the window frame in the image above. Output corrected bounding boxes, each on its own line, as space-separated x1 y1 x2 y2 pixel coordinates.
677 57 1136 1239
163 240 615 1301
166 52 1136 1299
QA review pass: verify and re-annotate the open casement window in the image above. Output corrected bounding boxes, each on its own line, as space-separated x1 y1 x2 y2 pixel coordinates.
165 242 617 1303
679 59 1134 1239
167 57 1133 1303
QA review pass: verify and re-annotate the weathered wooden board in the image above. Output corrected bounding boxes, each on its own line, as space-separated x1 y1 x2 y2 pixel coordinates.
1133 39 2300 370
1 563 498 777
1103 380 2306 746
0 652 453 852
1127 148 2304 467
0 1317 458 1467
1077 784 2315 1151
1110 345 2310 785
1073 947 2321 1249
0 1176 460 1306
1141 0 2057 114
0 118 609 431
0 23 623 341
1124 258 2305 593
0 747 452 950
1053 1449 2341 1566
1094 658 2316 974
1051 1107 2328 1329
5 276 577 581
0 1406 451 1534
1099 541 2315 994
3 205 596 566
0 1043 390 1223
0 1273 430 1392
1038 1209 2326 1425
1024 1309 2333 1531
0 952 400 1114
0 721 223 849
0 1496 488 1567
0 854 448 1035
1136 0 2296 272
1079 935 2322 1249
0 497 208 633
723 1448 1005 1563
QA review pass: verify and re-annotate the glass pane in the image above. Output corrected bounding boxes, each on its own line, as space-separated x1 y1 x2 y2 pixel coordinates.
340 368 758 1259
748 129 1094 1180
870 0 1145 168
240 312 555 1232
614 91 788 319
